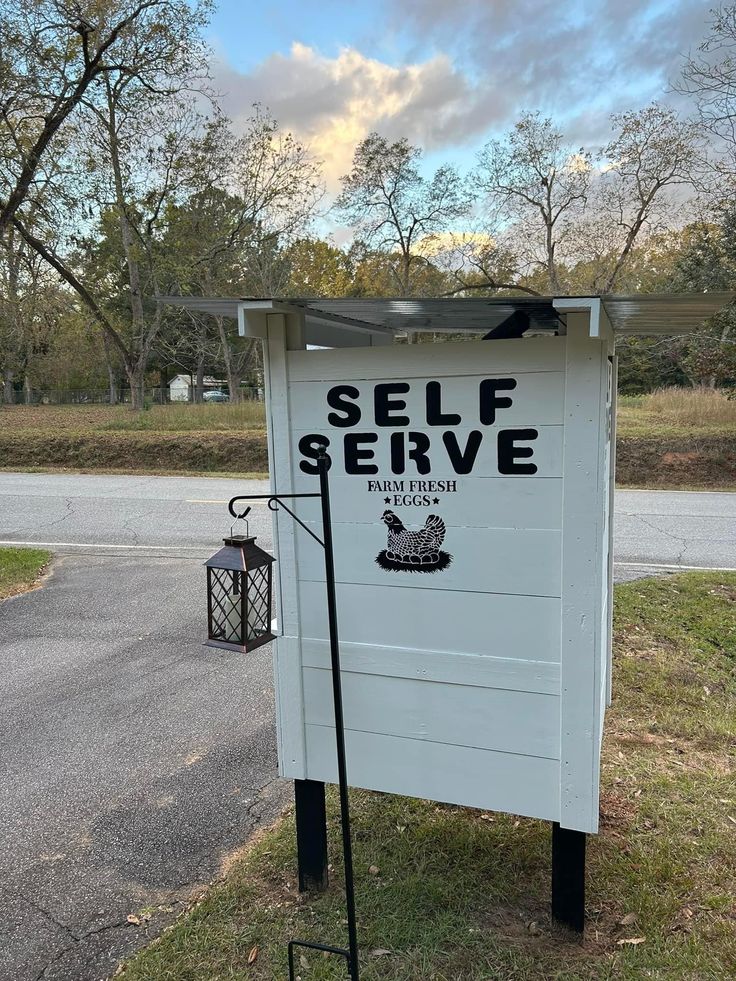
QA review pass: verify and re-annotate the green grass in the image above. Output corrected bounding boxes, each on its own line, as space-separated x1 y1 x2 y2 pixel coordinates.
0 546 51 599
122 573 736 980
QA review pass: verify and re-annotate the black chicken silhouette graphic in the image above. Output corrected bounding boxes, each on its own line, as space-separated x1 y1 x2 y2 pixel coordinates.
375 510 453 573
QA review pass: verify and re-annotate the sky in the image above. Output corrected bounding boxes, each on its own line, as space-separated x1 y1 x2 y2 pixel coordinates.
206 0 712 192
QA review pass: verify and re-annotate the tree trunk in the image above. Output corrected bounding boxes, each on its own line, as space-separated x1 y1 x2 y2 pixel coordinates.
228 369 243 402
102 333 119 404
23 375 32 404
195 356 205 403
107 365 118 405
106 81 154 413
216 316 243 402
3 369 15 404
125 363 146 410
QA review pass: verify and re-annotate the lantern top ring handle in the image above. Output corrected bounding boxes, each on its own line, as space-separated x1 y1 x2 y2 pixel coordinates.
230 504 251 538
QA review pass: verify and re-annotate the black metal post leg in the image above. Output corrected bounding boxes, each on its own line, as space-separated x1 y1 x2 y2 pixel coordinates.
551 822 586 933
295 779 328 892
318 448 360 980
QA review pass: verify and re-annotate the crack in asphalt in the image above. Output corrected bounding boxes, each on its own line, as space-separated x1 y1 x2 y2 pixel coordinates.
120 512 141 547
627 513 693 566
0 887 79 943
33 944 77 981
43 498 76 531
31 918 135 981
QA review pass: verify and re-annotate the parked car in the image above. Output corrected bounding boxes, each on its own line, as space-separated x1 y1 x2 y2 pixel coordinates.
203 390 229 403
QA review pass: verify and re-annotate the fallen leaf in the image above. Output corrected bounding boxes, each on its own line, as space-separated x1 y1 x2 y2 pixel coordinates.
370 948 392 957
300 953 309 969
126 914 140 926
368 865 380 875
247 945 258 966
619 912 638 926
727 816 736 826
617 937 646 946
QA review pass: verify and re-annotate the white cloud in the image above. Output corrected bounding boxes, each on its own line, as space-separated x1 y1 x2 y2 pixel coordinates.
210 0 712 195
213 43 500 190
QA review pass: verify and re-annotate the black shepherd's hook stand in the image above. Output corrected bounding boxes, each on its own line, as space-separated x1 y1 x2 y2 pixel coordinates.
228 447 360 981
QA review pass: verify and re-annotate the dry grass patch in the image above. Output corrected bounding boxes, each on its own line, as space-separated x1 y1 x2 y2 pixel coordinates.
618 387 736 438
0 402 265 433
121 572 736 981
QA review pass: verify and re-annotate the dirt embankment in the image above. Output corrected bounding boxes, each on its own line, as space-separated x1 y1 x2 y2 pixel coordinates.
0 430 269 474
1 429 734 488
616 435 736 489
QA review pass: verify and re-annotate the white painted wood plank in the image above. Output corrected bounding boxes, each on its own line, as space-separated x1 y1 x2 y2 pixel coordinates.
273 636 305 775
287 336 565 381
295 523 561 597
302 640 560 694
298 581 561 660
559 315 606 833
606 353 618 707
264 312 307 778
282 476 563 529
302 726 560 821
288 371 565 429
303 668 560 758
597 349 613 745
290 425 564 480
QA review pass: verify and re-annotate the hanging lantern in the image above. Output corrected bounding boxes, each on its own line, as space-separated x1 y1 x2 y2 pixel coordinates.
204 519 275 652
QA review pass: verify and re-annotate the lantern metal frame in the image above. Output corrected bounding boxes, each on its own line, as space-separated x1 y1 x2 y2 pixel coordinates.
227 447 361 981
205 527 276 653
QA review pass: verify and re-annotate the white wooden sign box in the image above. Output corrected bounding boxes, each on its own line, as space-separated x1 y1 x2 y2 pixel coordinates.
158 290 729 841
159 289 731 929
242 299 616 836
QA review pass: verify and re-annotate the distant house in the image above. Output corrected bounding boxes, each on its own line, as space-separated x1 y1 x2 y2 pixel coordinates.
168 374 225 402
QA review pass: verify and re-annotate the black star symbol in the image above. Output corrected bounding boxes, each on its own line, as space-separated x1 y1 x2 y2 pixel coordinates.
384 497 391 504
432 497 440 504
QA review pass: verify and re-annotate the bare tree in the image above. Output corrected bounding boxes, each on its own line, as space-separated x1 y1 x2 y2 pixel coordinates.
162 110 323 400
680 3 736 184
335 134 470 296
9 0 213 408
595 104 700 291
0 0 211 236
0 222 62 402
435 232 540 297
474 112 591 293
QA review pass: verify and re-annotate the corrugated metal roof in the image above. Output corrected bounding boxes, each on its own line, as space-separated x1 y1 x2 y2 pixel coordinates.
290 296 562 333
159 292 734 340
601 292 734 334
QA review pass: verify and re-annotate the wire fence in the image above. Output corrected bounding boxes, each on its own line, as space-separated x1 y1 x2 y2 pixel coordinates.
2 386 263 406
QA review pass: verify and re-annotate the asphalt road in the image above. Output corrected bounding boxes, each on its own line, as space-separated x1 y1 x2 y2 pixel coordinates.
1 472 735 570
1 473 735 981
0 475 283 981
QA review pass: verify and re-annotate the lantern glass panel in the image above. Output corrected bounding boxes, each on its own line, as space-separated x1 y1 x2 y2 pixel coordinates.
245 564 272 642
208 567 245 647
